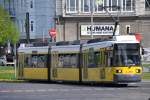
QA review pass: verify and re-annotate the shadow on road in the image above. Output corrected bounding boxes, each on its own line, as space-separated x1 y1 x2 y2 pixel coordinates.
23 80 140 88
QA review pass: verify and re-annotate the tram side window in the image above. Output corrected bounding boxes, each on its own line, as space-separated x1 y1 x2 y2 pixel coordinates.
31 55 47 68
99 48 107 67
58 54 78 68
24 54 31 67
107 50 113 67
94 52 100 67
88 48 96 68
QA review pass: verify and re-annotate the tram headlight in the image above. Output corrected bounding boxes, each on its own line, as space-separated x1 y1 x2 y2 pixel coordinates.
136 69 141 73
116 69 122 73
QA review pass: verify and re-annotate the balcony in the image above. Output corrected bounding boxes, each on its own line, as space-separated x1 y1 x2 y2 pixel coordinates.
63 8 136 18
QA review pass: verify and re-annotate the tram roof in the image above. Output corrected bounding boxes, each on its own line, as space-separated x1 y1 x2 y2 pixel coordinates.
18 35 139 53
51 45 80 53
18 45 49 54
82 35 139 50
113 35 139 43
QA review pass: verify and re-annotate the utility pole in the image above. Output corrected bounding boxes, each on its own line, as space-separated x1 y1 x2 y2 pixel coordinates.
90 0 94 39
25 12 30 44
14 43 17 78
103 6 120 36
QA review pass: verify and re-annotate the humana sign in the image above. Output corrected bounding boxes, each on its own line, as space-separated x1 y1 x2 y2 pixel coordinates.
81 25 119 35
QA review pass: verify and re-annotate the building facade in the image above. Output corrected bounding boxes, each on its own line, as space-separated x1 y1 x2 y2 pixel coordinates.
1 0 150 47
0 0 56 43
0 0 16 20
56 0 150 47
26 0 55 42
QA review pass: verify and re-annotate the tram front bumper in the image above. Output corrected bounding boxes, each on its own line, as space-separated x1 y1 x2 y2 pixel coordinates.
114 74 142 83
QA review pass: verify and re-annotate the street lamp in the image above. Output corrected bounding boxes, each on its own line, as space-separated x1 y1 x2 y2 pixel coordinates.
90 0 94 39
90 0 103 39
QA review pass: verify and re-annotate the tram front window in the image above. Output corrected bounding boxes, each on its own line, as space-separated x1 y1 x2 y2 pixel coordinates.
113 44 141 67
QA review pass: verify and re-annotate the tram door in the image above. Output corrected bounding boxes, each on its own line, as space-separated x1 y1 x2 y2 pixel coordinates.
82 48 101 82
51 51 58 80
100 48 106 80
17 52 24 79
82 49 88 81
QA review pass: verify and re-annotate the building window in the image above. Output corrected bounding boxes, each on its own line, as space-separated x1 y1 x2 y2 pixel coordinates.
145 0 150 11
126 0 132 11
108 0 133 12
81 0 90 13
30 0 33 8
112 0 118 11
66 0 78 13
31 21 34 32
126 25 130 34
65 0 134 14
95 0 134 12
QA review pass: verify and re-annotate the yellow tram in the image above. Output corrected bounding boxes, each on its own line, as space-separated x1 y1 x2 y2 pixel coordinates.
17 35 143 84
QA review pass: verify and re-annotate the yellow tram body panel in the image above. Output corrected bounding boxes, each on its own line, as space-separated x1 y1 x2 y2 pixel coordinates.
52 68 79 81
82 68 100 81
82 68 114 82
87 68 100 81
82 66 142 82
102 67 114 81
24 68 48 80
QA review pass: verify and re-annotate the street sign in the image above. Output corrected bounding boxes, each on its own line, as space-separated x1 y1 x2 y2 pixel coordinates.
135 33 142 42
49 28 56 38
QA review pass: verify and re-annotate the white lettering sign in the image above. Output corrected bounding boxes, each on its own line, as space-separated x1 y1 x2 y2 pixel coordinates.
81 25 119 35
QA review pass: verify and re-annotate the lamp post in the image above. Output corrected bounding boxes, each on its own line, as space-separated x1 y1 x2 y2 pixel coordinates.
14 43 17 78
90 0 94 39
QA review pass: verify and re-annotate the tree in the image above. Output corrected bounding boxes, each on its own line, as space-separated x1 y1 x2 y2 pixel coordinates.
0 6 19 45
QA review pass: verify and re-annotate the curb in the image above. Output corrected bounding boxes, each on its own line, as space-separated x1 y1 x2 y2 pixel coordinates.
142 80 150 82
0 79 27 82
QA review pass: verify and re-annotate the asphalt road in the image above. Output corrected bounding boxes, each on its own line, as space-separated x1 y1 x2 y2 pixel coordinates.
0 81 150 100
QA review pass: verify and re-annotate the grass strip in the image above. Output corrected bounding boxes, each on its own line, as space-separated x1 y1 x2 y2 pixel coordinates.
142 72 150 80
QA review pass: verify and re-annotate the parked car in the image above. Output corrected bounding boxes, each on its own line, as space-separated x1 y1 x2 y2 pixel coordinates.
0 56 7 66
6 54 15 66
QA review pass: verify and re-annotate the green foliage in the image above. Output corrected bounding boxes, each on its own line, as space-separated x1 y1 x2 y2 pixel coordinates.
142 72 150 80
0 66 14 70
142 64 150 67
0 66 15 79
0 6 19 45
